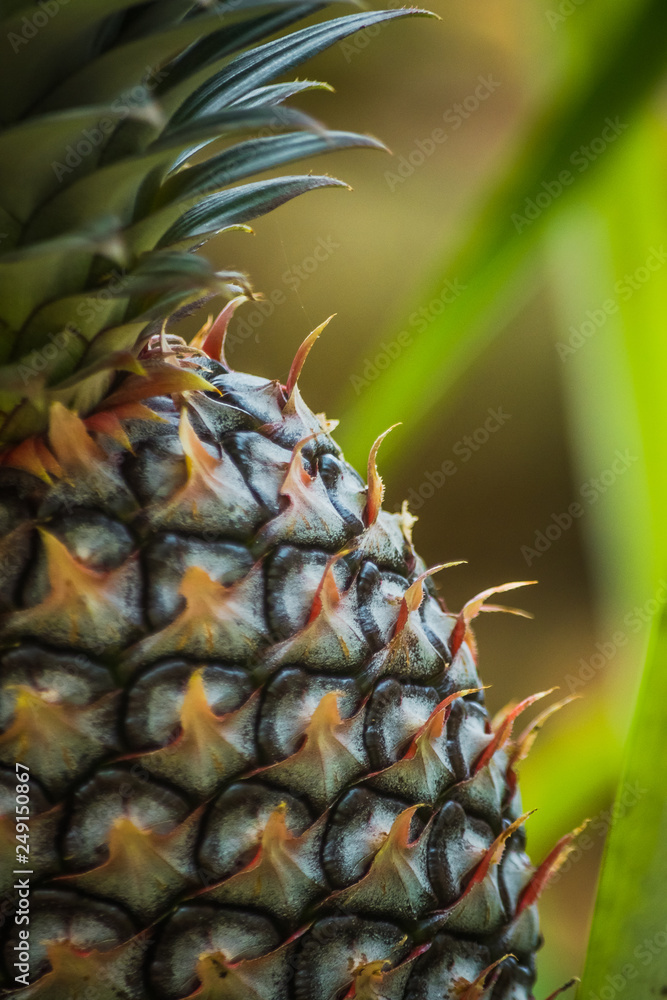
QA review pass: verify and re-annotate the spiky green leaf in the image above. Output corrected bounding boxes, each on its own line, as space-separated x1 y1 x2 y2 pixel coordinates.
158 174 348 246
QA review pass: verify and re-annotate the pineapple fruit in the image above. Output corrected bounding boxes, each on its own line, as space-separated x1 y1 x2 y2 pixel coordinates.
0 2 576 998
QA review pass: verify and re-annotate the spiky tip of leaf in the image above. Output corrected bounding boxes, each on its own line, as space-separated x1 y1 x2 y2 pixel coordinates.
364 424 401 527
515 822 590 917
286 316 336 397
196 296 251 368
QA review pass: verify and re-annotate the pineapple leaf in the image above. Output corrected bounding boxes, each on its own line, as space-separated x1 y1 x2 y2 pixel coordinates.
0 220 126 334
0 0 192 121
113 1 216 43
0 107 147 223
152 105 319 150
157 174 349 246
151 74 336 172
1 0 148 19
157 130 387 204
157 3 332 96
96 4 333 166
104 253 247 301
12 254 245 362
157 93 328 174
0 218 125 265
161 78 336 174
23 106 320 243
232 80 334 108
169 8 433 125
0 0 431 439
37 5 260 111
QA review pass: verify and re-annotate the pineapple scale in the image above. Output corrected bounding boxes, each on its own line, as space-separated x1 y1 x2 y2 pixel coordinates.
0 345 548 1000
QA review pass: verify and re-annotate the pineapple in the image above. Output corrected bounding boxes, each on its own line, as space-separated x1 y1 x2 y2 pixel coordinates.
0 3 576 998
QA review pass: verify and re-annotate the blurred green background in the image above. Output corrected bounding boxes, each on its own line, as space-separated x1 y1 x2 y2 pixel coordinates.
180 0 667 991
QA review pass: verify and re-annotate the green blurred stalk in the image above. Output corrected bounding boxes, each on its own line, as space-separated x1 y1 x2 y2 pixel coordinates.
579 606 667 992
575 114 667 995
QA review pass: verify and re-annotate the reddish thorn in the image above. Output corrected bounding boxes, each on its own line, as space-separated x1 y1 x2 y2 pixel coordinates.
509 693 580 768
286 316 335 397
543 978 579 1000
393 562 465 638
460 581 537 626
463 811 534 898
306 549 353 624
403 687 485 759
450 615 467 657
515 822 589 917
364 424 401 527
473 689 556 775
454 954 514 1000
201 296 248 366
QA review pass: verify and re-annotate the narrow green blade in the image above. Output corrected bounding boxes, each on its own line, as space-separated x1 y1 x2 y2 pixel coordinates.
157 173 348 245
158 130 386 202
576 115 667 996
170 8 432 125
578 608 667 992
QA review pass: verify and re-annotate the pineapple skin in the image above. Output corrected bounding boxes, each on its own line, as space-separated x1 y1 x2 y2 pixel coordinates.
0 342 544 1000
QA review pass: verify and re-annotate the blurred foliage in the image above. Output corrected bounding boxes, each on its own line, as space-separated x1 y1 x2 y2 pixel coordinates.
338 0 667 471
570 117 667 994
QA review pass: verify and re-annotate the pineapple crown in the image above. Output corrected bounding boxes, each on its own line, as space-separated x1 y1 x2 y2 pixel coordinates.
0 0 432 445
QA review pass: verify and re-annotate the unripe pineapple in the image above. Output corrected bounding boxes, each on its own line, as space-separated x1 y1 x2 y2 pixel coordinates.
0 3 576 998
